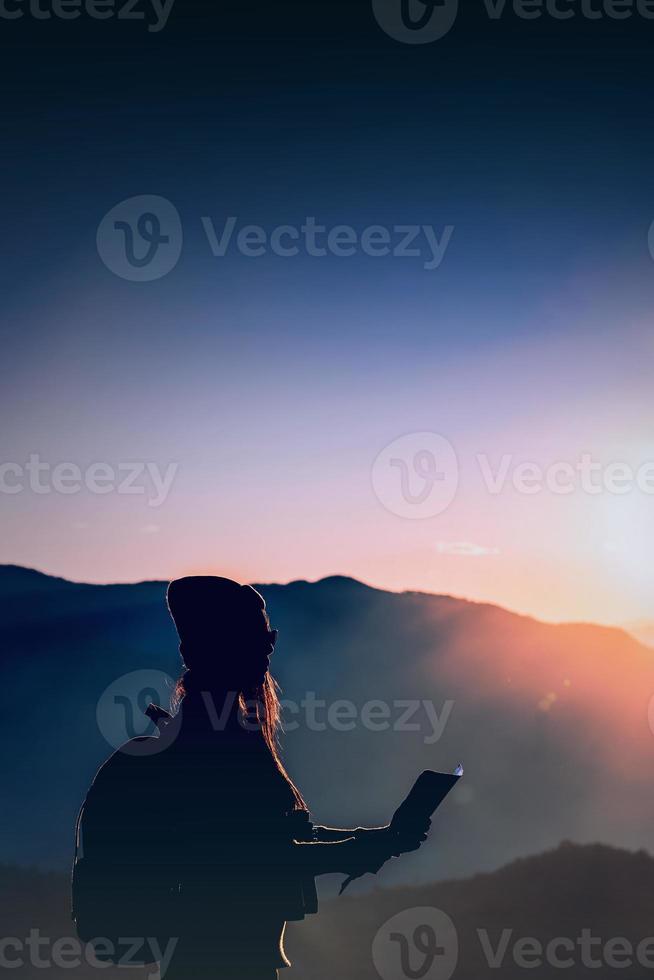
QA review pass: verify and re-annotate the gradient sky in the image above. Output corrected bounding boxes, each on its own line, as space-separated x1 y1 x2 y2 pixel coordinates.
2 1 654 625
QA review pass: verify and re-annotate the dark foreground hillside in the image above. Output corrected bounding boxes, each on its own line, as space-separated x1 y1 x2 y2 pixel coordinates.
1 843 652 979
288 841 654 978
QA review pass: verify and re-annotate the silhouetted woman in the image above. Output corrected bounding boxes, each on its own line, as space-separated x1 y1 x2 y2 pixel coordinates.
79 576 429 980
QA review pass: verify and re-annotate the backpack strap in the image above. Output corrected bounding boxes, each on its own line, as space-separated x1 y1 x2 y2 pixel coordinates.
73 802 85 861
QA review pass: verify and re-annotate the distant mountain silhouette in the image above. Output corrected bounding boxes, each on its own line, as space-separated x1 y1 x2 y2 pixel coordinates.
3 843 653 978
1 565 652 883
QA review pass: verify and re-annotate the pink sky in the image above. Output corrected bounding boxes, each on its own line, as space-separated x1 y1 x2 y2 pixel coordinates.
3 305 653 628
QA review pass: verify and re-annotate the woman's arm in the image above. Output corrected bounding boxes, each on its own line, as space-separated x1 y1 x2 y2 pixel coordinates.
291 835 392 878
287 809 432 878
313 821 431 851
313 825 373 842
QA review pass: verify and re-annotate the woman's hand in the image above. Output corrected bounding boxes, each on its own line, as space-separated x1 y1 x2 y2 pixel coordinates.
390 817 431 855
358 818 432 857
338 831 395 877
354 818 431 864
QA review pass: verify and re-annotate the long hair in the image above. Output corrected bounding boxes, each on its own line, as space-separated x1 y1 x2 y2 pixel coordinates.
168 576 306 810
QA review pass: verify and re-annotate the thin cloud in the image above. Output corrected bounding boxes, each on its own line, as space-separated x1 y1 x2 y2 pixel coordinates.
436 541 500 557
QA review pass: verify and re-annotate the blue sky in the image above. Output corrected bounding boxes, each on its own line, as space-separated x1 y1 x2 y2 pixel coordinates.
2 2 654 623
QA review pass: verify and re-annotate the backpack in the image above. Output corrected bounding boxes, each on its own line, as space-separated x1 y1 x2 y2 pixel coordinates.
71 736 178 966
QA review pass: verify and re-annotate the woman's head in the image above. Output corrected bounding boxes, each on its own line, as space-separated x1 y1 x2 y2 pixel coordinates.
167 575 276 691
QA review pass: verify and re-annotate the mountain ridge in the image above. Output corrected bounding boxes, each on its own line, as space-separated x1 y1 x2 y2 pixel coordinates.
1 563 651 880
1 563 645 649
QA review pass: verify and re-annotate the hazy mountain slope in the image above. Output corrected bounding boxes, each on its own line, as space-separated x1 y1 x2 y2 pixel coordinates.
1 565 651 881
